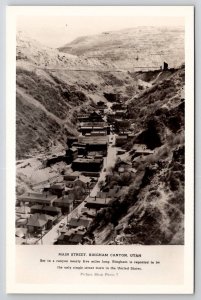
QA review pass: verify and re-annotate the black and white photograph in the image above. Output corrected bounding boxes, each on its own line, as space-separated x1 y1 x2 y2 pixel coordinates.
5 5 194 294
15 14 186 246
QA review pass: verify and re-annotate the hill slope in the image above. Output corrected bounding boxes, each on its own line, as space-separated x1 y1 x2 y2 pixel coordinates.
85 66 185 245
59 26 184 70
16 32 139 158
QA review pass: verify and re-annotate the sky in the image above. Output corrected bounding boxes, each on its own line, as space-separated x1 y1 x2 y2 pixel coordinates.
17 16 184 48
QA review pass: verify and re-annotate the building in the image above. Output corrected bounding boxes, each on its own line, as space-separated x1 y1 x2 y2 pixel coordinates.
49 184 65 198
88 111 104 123
90 131 107 136
66 147 78 164
67 137 78 148
133 149 154 158
115 136 128 147
79 126 108 135
64 174 79 188
85 196 112 210
68 217 91 229
72 158 103 172
53 196 74 214
64 174 88 191
17 192 57 207
114 110 127 118
114 119 130 133
78 136 108 154
68 233 85 245
163 61 169 70
77 114 90 122
26 213 54 233
55 228 86 245
78 121 110 135
71 142 87 156
30 205 62 218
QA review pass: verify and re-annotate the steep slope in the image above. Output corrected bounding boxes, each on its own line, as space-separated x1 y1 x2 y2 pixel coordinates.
16 32 138 159
59 26 184 70
85 66 185 245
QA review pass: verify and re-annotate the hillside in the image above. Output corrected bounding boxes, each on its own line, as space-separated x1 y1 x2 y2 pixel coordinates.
59 26 184 70
16 32 138 159
85 66 185 245
16 28 185 246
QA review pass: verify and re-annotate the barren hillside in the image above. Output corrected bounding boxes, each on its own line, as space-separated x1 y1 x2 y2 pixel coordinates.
85 66 185 245
16 32 138 158
59 26 184 70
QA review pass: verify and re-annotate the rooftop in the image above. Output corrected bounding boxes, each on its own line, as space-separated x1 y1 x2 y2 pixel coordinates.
63 175 78 181
68 233 84 244
30 205 61 213
79 136 108 144
54 197 74 204
135 149 154 154
50 184 65 190
73 158 103 164
18 193 57 202
68 217 91 228
86 197 112 206
27 213 54 227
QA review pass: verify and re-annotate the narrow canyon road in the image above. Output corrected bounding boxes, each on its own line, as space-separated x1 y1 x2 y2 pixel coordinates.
36 133 117 245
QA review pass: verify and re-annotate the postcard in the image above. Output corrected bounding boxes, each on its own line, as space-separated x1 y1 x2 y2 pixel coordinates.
6 5 194 294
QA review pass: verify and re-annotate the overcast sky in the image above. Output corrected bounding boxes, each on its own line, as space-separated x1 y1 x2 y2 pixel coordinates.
17 16 184 48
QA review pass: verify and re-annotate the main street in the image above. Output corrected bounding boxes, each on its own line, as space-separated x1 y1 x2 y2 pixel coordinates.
36 132 117 245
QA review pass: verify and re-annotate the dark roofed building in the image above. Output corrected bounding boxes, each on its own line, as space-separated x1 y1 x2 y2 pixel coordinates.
30 205 62 217
78 136 108 154
115 135 128 146
67 137 78 148
85 196 112 210
68 233 84 245
26 213 54 233
68 217 91 229
55 228 86 245
72 158 103 172
49 183 65 197
17 192 57 206
66 147 78 164
53 196 74 214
